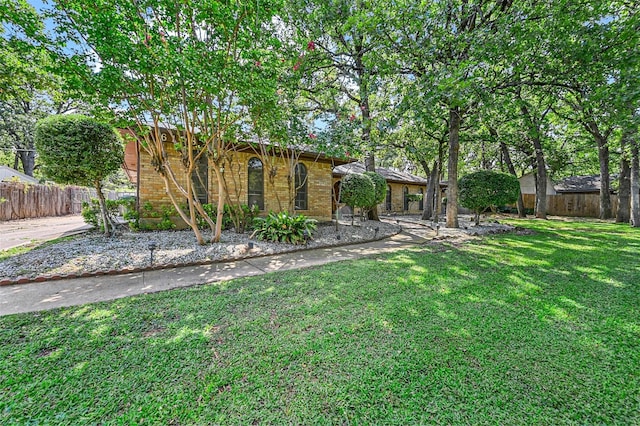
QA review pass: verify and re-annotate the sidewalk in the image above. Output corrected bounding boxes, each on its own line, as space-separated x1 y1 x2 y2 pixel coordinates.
0 225 436 316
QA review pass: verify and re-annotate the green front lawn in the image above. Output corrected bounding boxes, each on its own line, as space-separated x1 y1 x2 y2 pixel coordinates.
1 219 639 424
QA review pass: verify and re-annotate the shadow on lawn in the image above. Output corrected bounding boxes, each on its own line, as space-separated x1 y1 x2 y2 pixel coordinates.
2 221 639 424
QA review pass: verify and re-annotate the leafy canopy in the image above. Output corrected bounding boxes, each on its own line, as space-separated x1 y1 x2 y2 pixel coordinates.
363 171 387 207
340 173 376 210
34 114 123 186
459 170 520 217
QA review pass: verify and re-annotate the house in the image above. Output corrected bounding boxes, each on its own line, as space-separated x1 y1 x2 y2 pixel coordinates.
0 165 39 185
554 174 617 194
332 162 428 214
518 172 556 195
122 127 354 224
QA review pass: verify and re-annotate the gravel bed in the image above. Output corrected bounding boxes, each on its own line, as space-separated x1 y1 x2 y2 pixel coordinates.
0 220 402 280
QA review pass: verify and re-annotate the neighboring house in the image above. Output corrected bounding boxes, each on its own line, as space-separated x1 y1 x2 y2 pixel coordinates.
122 127 353 224
554 174 617 194
332 162 428 214
0 166 39 185
518 172 556 195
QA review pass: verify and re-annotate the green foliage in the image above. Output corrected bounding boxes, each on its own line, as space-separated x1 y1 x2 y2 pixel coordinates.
459 171 520 223
119 196 138 230
196 203 258 234
363 171 387 207
81 198 120 232
406 193 423 202
139 201 176 231
225 204 260 234
34 115 123 187
81 196 139 231
252 211 317 244
2 221 640 423
340 173 376 210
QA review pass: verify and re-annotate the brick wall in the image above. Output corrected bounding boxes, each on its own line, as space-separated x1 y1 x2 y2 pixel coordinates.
138 144 334 222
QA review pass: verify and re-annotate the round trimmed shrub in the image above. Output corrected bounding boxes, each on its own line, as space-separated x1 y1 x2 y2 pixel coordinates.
364 171 387 209
459 170 520 225
340 173 376 212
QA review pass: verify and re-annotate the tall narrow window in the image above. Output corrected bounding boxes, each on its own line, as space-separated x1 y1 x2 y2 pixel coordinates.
386 185 392 211
294 163 308 210
192 153 208 204
248 157 264 210
418 188 424 210
403 186 409 211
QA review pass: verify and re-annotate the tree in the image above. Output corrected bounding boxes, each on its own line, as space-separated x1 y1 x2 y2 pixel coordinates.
459 170 520 225
34 114 123 235
285 0 393 220
339 173 375 225
42 0 287 244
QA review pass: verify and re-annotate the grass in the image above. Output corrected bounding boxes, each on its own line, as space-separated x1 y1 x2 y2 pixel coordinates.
1 219 639 424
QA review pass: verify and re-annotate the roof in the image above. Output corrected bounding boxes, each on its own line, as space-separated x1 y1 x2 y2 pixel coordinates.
0 166 39 184
554 175 616 193
333 162 428 185
121 126 355 184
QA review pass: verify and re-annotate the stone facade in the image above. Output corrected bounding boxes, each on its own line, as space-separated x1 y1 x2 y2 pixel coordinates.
133 140 340 224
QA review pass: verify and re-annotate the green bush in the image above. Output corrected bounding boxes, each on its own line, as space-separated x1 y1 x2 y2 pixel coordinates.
137 201 176 231
251 211 317 244
35 114 124 236
119 196 139 230
363 171 387 209
196 203 258 233
81 198 121 232
459 170 520 225
340 173 376 222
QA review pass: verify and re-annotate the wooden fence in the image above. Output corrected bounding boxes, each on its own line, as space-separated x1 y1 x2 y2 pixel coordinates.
521 193 619 217
0 182 96 221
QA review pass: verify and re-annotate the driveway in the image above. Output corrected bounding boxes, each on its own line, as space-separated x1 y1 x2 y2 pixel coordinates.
0 215 92 251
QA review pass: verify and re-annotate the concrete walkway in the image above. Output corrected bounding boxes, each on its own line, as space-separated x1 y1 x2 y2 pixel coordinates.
0 215 91 251
0 223 438 316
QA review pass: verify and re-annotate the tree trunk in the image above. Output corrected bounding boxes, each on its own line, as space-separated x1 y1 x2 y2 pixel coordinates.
630 136 640 227
421 159 438 220
94 181 113 236
532 135 547 219
18 150 36 177
595 132 612 219
499 140 526 218
446 107 460 228
364 153 379 221
617 134 631 223
585 121 612 219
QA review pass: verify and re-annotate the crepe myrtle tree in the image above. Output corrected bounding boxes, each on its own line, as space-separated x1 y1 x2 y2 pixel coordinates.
459 170 520 226
340 173 376 225
35 114 123 236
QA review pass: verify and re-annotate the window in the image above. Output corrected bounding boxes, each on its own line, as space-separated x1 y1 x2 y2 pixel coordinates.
294 163 308 210
248 157 264 210
419 188 424 210
192 153 208 204
403 186 409 211
386 185 392 211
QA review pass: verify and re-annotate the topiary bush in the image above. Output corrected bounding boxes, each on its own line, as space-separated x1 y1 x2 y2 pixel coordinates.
459 170 520 225
251 211 317 244
363 171 387 211
35 115 123 236
340 173 376 224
